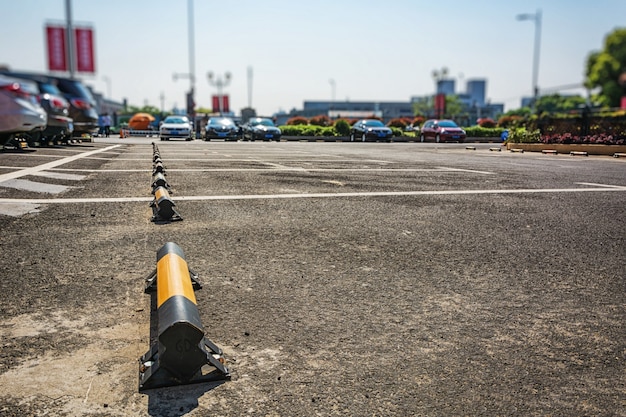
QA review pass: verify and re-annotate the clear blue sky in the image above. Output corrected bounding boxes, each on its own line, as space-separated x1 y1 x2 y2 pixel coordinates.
1 0 624 116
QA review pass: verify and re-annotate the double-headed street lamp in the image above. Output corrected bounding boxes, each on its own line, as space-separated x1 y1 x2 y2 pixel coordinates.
517 9 542 110
207 72 232 116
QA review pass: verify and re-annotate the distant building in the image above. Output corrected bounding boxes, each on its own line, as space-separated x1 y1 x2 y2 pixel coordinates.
282 77 504 126
436 79 456 95
302 100 414 122
466 79 486 107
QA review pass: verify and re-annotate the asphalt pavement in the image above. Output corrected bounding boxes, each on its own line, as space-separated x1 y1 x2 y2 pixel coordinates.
0 139 624 416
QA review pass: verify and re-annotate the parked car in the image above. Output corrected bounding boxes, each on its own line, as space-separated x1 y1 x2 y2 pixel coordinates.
36 83 73 143
419 119 466 143
350 119 393 142
205 117 239 141
159 115 193 141
6 74 74 144
0 75 47 147
241 117 281 141
0 70 98 137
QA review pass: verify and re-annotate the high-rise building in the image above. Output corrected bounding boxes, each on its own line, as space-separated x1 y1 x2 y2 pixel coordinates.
466 79 486 107
436 79 455 95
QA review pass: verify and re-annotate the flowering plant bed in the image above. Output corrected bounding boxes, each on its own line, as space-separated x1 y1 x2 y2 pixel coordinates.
540 133 625 145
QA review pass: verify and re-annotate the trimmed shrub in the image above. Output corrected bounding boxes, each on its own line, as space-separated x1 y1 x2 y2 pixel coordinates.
279 125 302 136
507 127 541 143
320 127 336 137
301 125 322 136
334 119 351 136
388 118 408 128
310 115 331 126
390 127 403 137
497 115 523 128
286 116 308 125
412 116 426 126
464 126 505 137
477 118 496 128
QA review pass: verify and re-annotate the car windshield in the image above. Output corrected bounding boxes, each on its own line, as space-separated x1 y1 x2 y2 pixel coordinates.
38 83 63 96
252 119 275 126
209 118 234 125
438 120 458 128
363 120 385 127
164 117 187 124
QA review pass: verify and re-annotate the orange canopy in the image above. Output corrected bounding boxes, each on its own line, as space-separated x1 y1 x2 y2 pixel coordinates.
128 113 155 130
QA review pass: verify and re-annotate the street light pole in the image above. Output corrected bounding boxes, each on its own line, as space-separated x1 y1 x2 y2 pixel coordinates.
102 76 111 98
207 72 232 116
517 9 542 110
329 78 335 119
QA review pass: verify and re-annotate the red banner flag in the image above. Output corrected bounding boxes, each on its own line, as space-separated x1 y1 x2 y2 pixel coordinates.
46 25 67 72
212 95 230 113
74 27 95 73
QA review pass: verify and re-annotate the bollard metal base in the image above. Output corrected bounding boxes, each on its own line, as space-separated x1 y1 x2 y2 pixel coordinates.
138 338 230 391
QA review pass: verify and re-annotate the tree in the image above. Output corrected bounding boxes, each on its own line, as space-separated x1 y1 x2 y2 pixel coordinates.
444 95 464 119
412 97 432 117
535 94 587 114
585 28 626 107
127 104 160 114
412 95 464 118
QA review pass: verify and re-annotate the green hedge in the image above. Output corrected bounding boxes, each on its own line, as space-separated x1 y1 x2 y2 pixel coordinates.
464 126 505 137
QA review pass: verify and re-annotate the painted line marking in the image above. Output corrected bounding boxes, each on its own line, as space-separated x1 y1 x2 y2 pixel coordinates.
0 179 72 194
576 182 626 189
1 184 624 205
24 166 494 174
436 167 495 175
0 145 121 183
31 171 87 181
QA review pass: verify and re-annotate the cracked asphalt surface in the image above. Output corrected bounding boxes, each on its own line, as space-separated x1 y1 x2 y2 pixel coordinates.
0 139 624 416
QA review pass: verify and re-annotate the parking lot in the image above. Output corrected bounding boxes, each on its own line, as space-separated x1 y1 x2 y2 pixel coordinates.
0 139 624 416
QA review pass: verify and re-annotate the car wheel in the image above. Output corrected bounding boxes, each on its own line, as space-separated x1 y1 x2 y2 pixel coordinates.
436 134 441 143
350 132 355 142
420 134 425 142
362 133 366 142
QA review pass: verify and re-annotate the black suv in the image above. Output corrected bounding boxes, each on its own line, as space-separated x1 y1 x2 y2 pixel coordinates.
0 70 99 136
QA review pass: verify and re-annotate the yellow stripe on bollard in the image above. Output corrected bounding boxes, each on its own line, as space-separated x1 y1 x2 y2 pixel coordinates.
156 251 197 308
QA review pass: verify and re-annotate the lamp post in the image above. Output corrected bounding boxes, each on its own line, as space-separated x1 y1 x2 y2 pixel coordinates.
207 72 232 116
329 78 335 119
102 76 111 98
517 9 542 110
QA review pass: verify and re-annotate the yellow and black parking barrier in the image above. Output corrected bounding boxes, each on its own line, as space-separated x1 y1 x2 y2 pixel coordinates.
149 145 181 221
151 172 171 193
139 242 229 391
151 186 182 222
153 160 166 175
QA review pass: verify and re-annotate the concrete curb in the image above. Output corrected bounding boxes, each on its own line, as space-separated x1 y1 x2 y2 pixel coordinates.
505 143 626 156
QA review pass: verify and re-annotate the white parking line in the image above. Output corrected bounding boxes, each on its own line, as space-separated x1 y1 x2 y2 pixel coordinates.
576 182 626 188
0 145 121 183
0 184 624 205
0 179 72 194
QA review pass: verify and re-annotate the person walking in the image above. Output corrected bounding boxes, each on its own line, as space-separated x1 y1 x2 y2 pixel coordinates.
102 113 112 138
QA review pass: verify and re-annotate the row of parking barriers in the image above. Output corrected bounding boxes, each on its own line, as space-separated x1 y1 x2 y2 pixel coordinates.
120 129 159 138
150 143 182 222
139 145 229 391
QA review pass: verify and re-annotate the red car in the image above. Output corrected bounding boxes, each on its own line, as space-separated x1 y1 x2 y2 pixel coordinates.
419 119 466 143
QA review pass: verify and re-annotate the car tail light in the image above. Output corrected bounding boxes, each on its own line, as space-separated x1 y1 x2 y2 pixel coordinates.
50 97 67 109
1 82 31 99
71 98 92 109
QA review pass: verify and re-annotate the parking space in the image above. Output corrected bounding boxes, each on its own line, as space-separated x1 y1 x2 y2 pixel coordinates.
0 140 624 415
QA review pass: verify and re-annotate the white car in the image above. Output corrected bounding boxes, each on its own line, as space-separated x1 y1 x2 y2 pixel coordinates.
159 115 193 141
